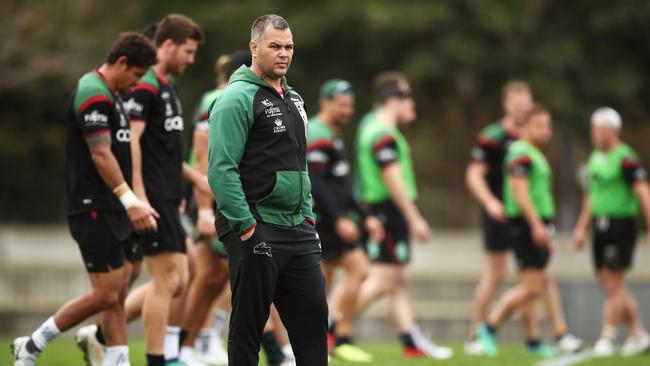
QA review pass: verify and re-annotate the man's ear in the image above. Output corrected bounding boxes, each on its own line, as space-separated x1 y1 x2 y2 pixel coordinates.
249 40 257 58
116 55 129 70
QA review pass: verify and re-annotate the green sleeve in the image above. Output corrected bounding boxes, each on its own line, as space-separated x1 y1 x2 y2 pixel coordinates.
302 168 317 223
207 88 256 234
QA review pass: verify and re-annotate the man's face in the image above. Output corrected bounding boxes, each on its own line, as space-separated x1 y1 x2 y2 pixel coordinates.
324 94 355 126
251 25 293 80
527 111 553 146
503 90 533 123
395 81 416 125
166 39 198 75
591 123 617 150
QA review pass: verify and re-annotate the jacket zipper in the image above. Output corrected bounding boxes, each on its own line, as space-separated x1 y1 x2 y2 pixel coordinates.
280 88 304 219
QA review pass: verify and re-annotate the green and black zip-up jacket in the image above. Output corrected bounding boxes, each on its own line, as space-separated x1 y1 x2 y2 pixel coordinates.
207 65 316 239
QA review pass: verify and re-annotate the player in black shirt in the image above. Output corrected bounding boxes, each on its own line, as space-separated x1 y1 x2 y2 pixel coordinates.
126 15 206 366
306 79 383 361
465 81 582 355
11 33 157 366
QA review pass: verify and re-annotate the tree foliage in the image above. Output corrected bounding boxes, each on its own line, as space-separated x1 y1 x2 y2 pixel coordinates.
2 0 650 226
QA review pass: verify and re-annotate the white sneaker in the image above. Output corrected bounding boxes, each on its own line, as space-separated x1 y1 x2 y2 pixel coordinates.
464 339 485 356
621 333 650 357
195 330 228 365
10 336 38 366
557 333 584 353
282 344 296 363
75 325 105 366
410 326 454 360
180 349 208 366
593 338 615 357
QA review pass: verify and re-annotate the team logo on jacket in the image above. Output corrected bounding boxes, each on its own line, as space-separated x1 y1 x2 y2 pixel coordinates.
273 118 286 134
261 99 273 107
253 242 272 257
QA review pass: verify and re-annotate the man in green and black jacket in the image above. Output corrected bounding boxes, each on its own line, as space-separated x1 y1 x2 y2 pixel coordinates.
207 14 327 366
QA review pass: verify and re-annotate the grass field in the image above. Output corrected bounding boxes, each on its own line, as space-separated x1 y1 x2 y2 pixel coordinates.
2 338 648 366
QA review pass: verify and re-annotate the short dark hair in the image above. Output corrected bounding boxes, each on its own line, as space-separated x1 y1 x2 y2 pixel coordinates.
225 50 252 81
523 104 550 124
251 14 289 41
106 32 157 68
154 14 204 47
142 22 158 40
373 71 410 105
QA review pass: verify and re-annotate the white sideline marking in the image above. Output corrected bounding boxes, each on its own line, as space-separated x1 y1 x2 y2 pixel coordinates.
534 351 597 366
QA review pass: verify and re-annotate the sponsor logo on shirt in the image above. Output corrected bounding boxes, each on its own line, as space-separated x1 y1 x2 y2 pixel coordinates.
273 118 286 134
115 128 130 142
265 105 282 117
261 99 273 107
84 110 109 126
123 98 143 115
377 147 397 162
333 161 350 177
164 116 184 131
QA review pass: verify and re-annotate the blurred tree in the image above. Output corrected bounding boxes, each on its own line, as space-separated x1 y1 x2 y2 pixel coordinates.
1 0 650 227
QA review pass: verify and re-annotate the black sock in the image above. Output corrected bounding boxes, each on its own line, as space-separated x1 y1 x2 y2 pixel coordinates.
336 336 353 346
399 333 417 348
179 329 188 349
95 325 106 346
485 322 498 335
146 353 165 366
25 338 41 354
328 320 337 334
261 331 285 365
527 339 541 348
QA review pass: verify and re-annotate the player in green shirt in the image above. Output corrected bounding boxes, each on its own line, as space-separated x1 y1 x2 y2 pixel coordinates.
571 107 650 357
476 105 559 357
353 72 452 360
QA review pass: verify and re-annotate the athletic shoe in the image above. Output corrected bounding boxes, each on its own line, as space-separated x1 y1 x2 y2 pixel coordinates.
75 325 105 366
621 333 650 356
476 324 498 357
180 348 208 366
409 325 453 360
10 337 38 366
332 344 374 363
464 339 485 356
593 338 615 357
556 333 584 353
195 330 228 365
526 343 558 358
166 360 188 366
402 346 425 358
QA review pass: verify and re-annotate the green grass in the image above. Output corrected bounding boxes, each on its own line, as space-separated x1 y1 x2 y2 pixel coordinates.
2 338 648 366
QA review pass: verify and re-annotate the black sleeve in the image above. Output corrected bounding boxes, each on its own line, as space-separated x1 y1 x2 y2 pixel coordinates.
622 158 648 185
78 100 113 138
125 87 155 123
470 136 499 165
509 156 532 177
373 135 399 168
307 141 345 220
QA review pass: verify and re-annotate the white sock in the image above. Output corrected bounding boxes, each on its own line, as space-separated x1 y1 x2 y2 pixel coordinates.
179 346 194 362
196 329 211 354
103 345 130 366
282 344 294 358
30 316 60 351
212 309 229 335
164 326 180 361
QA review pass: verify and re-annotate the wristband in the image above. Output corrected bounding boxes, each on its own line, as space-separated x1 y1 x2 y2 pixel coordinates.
119 190 139 210
112 182 129 196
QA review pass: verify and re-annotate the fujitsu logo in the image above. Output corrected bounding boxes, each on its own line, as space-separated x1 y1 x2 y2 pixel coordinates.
84 110 108 125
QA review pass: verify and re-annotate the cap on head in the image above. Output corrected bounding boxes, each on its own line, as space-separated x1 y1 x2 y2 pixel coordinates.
319 79 353 99
591 107 622 130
